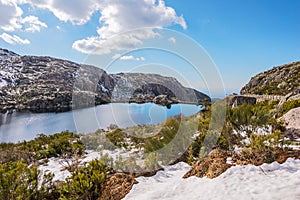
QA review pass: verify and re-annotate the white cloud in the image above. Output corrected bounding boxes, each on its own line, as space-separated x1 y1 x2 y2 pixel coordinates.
0 0 23 31
72 0 186 55
0 0 47 32
0 32 30 45
168 37 176 44
96 0 186 39
19 0 100 25
3 0 186 53
138 57 145 61
120 55 145 61
22 15 47 32
112 53 121 59
72 28 159 55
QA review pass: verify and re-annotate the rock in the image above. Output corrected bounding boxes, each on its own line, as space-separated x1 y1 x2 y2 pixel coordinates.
241 61 300 95
98 173 138 200
183 149 231 179
279 107 300 130
226 95 257 108
0 48 19 60
153 95 178 108
111 73 210 104
277 88 300 108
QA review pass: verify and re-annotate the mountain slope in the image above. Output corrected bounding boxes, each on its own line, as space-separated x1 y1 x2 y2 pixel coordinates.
0 48 19 60
241 61 300 95
0 49 209 113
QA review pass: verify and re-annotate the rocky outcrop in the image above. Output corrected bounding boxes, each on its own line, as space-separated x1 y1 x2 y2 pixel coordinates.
0 55 113 112
98 173 138 200
277 88 300 108
183 149 231 179
226 95 257 108
111 73 210 105
152 95 178 108
241 61 300 95
280 107 300 130
0 48 19 60
0 49 210 113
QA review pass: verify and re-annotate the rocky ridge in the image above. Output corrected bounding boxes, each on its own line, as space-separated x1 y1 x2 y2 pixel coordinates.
0 48 19 60
241 61 300 95
0 49 210 113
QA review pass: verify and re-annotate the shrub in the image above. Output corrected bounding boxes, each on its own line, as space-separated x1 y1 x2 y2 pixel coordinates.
277 99 300 117
0 131 84 164
106 128 127 148
59 159 111 200
0 161 58 200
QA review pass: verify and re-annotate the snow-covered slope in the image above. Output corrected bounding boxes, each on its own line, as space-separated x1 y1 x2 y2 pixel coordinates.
124 158 300 200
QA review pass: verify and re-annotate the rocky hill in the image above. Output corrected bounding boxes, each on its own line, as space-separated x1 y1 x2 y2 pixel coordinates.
240 61 300 95
0 48 19 60
0 49 209 113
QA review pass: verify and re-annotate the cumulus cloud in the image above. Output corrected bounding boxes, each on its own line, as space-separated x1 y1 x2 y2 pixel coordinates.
72 0 186 55
23 0 100 25
0 0 47 32
22 15 47 32
0 0 23 31
4 0 186 52
72 29 159 55
0 32 30 45
96 0 186 39
120 55 145 61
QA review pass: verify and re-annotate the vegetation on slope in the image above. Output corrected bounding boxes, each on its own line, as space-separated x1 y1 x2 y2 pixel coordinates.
0 98 299 199
0 131 84 164
241 61 300 95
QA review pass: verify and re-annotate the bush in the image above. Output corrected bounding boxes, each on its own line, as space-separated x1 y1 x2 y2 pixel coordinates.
59 159 111 200
144 117 180 153
106 128 127 148
0 161 58 200
278 99 300 117
0 131 84 164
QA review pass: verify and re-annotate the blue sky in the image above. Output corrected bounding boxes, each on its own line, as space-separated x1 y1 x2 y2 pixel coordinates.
0 0 299 97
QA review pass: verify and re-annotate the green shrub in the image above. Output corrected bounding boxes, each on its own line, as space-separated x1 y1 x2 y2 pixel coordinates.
0 131 84 164
144 117 180 153
278 99 300 117
59 159 111 200
106 128 127 148
0 161 58 200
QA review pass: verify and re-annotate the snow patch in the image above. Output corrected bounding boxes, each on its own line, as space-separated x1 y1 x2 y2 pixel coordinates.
38 157 72 183
124 158 300 200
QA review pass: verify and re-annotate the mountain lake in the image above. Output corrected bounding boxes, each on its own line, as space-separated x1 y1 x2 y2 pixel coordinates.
0 103 202 143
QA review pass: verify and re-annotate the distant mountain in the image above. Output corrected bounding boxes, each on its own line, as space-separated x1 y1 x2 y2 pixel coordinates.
241 61 300 95
0 48 19 60
0 49 210 113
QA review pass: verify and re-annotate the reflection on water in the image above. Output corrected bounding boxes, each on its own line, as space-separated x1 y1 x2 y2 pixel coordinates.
0 103 201 143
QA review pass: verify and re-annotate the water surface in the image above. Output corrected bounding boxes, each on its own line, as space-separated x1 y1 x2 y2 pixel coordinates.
0 103 201 143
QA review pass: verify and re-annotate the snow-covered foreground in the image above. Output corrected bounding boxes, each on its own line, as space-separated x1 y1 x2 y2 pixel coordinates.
124 158 300 200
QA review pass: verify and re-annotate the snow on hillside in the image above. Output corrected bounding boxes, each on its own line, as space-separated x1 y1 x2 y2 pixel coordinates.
124 158 300 200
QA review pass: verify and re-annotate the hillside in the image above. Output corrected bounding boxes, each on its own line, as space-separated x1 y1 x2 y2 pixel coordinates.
240 61 300 95
0 49 209 113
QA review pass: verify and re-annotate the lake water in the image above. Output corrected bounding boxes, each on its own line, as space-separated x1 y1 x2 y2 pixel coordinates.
0 103 201 143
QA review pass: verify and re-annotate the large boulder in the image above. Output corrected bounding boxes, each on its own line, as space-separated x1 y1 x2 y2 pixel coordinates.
280 107 300 130
183 149 231 179
98 173 138 200
226 95 257 108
